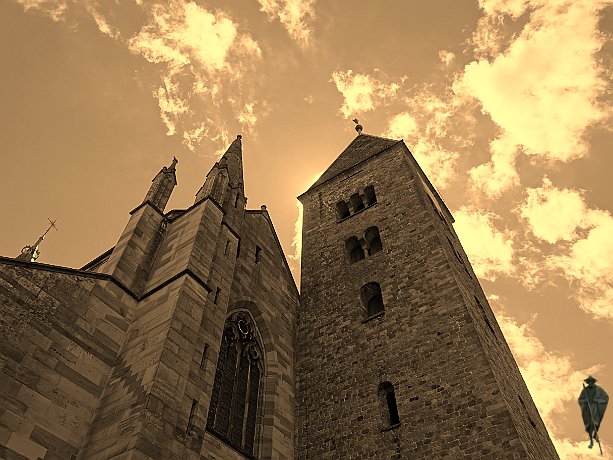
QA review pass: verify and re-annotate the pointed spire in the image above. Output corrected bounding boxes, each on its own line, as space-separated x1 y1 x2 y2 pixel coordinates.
217 135 244 189
195 135 245 205
16 219 58 262
144 157 178 212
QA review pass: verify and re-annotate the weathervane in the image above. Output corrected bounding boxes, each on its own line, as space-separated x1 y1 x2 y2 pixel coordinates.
15 218 58 262
353 119 363 134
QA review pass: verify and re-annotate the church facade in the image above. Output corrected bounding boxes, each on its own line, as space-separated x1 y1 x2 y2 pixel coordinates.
0 132 559 458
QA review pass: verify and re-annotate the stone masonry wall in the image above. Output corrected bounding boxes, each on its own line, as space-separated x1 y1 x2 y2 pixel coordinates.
296 142 558 459
201 210 299 459
0 261 133 460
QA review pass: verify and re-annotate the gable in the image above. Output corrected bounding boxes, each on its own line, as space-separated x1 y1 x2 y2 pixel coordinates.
305 134 400 193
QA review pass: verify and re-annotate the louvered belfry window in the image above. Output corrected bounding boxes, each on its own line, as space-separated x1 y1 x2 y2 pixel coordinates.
207 313 263 456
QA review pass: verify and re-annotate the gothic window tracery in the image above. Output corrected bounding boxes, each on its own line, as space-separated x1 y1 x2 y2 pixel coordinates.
207 313 263 456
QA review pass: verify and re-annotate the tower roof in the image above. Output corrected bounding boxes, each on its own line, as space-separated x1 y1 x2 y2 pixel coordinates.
304 133 400 194
218 135 244 188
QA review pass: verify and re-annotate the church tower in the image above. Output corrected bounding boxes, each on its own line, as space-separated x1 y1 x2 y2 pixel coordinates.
0 137 298 460
296 132 559 458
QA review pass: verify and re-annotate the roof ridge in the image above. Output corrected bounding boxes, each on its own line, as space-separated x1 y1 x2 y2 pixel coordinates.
301 133 401 195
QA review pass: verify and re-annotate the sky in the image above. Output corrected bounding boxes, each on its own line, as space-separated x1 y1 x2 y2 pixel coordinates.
0 0 611 457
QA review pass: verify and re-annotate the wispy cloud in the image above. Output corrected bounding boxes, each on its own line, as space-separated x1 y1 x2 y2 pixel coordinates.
16 0 68 21
128 1 262 150
331 70 402 119
548 209 613 321
15 0 264 154
453 207 515 281
457 0 609 196
257 0 316 45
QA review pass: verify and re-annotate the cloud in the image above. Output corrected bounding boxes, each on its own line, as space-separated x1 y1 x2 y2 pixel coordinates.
438 50 455 66
331 70 401 119
469 135 520 197
453 207 515 281
127 1 262 151
385 112 458 189
548 209 613 321
493 305 605 459
16 0 264 154
519 178 587 244
513 177 613 320
16 0 68 21
237 102 257 130
383 88 476 189
257 0 316 45
182 122 208 152
456 0 609 195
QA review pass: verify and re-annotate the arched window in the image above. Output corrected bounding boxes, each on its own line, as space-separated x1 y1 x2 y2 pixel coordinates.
336 200 350 220
364 186 377 206
350 193 365 213
361 282 384 316
364 226 382 255
207 313 263 456
378 382 400 427
345 236 365 264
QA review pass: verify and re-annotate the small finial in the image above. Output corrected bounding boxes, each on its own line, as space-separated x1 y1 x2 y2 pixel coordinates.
237 134 242 140
353 119 363 134
169 156 178 170
261 205 267 211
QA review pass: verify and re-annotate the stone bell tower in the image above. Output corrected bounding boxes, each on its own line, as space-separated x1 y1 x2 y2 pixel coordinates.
295 131 559 458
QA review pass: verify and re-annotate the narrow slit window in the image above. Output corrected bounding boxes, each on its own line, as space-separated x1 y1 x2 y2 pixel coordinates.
365 226 383 255
361 282 384 317
225 240 230 255
350 193 365 213
214 288 221 305
187 400 198 434
234 192 240 207
236 240 241 258
378 382 400 427
255 245 261 263
475 296 495 335
336 200 350 220
346 236 365 264
364 186 377 206
519 396 537 428
200 344 209 371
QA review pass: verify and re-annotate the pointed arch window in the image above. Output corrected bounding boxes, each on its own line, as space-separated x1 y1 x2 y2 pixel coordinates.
207 313 263 456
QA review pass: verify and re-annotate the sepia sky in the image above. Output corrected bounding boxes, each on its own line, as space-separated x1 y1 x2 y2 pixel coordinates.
0 0 612 457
